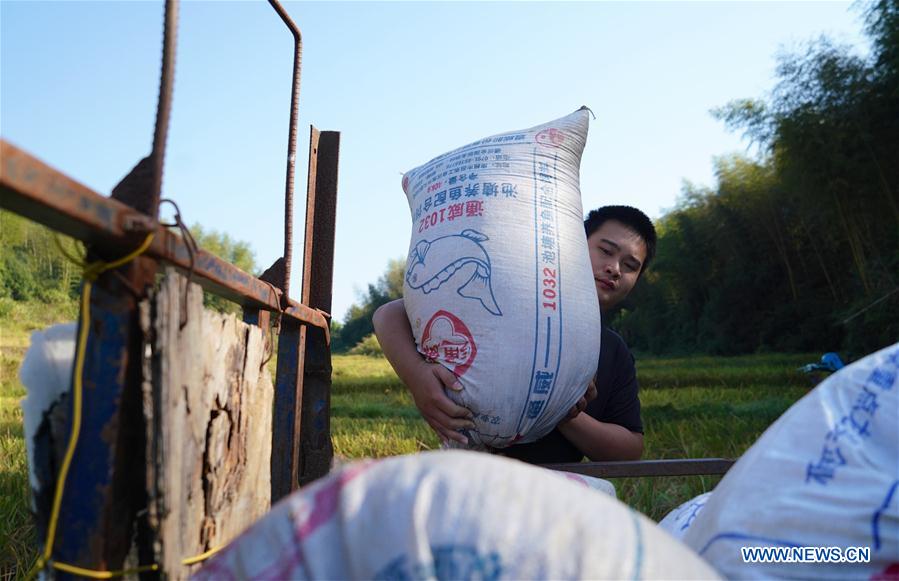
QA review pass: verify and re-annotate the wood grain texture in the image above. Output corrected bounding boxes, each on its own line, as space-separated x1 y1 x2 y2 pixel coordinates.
143 269 273 578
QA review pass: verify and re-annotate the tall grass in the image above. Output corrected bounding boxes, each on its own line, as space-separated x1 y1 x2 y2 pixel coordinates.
331 355 441 457
0 299 77 580
617 354 812 520
330 353 813 521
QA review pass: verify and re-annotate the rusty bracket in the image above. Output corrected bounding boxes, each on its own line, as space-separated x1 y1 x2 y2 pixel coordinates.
111 0 178 218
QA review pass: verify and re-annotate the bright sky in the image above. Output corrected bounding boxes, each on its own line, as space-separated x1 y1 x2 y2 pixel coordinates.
2 1 870 321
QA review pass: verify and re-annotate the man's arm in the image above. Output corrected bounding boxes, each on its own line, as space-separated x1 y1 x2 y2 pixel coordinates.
372 299 474 445
555 328 644 461
557 414 644 461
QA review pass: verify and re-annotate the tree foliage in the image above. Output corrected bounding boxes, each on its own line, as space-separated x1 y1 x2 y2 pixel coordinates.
332 258 405 353
616 0 898 357
0 210 81 304
189 223 257 275
347 333 384 357
188 223 258 314
0 212 260 316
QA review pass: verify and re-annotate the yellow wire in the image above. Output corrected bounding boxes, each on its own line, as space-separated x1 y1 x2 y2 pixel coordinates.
83 233 156 281
26 233 227 578
52 233 88 268
29 279 93 579
41 235 155 563
52 561 159 579
181 545 224 566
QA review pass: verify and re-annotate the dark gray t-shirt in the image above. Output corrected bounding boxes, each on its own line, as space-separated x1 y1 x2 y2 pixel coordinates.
501 326 643 464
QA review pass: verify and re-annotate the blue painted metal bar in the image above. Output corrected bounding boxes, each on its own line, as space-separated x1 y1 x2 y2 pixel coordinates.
297 323 331 487
52 275 150 575
271 317 305 502
242 308 271 329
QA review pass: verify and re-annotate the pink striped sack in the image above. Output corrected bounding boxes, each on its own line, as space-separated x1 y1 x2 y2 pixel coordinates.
195 451 718 580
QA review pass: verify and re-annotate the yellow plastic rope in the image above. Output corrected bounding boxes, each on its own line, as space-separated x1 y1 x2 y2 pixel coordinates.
52 234 88 269
51 561 159 579
181 546 224 567
28 234 225 579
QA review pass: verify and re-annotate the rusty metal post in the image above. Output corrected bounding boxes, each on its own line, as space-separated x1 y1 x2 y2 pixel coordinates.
259 0 302 308
271 125 341 499
264 0 307 502
544 458 737 478
297 128 339 487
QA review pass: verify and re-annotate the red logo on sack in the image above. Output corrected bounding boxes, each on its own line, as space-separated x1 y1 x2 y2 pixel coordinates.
402 174 410 193
421 310 477 377
535 127 565 147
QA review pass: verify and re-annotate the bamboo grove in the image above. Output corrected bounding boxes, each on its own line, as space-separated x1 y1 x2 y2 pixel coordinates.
613 0 898 357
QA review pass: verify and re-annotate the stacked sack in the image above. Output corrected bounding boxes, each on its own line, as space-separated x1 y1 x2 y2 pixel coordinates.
658 492 712 542
672 342 898 579
400 108 601 448
196 450 719 580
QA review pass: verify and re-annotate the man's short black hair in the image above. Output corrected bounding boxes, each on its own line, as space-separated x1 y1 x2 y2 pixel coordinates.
584 205 657 273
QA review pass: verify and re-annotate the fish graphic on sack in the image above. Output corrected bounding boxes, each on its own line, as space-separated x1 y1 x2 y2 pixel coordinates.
406 229 502 316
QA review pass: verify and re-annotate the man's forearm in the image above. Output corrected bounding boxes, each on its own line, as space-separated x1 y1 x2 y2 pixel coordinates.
372 299 424 382
557 413 643 461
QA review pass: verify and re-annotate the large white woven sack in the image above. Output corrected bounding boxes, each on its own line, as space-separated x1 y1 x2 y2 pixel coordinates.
400 108 601 448
196 450 719 580
682 342 899 579
658 492 712 542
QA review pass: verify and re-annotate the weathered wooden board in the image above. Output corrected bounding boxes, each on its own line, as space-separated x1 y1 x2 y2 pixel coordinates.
142 269 273 578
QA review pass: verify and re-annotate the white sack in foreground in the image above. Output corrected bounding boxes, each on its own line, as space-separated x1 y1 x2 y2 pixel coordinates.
401 108 601 448
19 322 76 496
682 342 899 580
195 450 719 580
658 492 712 542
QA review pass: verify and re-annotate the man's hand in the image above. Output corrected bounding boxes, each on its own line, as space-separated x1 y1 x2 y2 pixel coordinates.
372 299 475 446
559 379 597 424
406 360 475 445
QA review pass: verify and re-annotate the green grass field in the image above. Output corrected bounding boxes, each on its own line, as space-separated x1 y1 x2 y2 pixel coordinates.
0 301 814 579
330 353 812 523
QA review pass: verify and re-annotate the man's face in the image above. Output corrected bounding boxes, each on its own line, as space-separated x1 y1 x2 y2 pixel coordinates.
586 219 648 311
